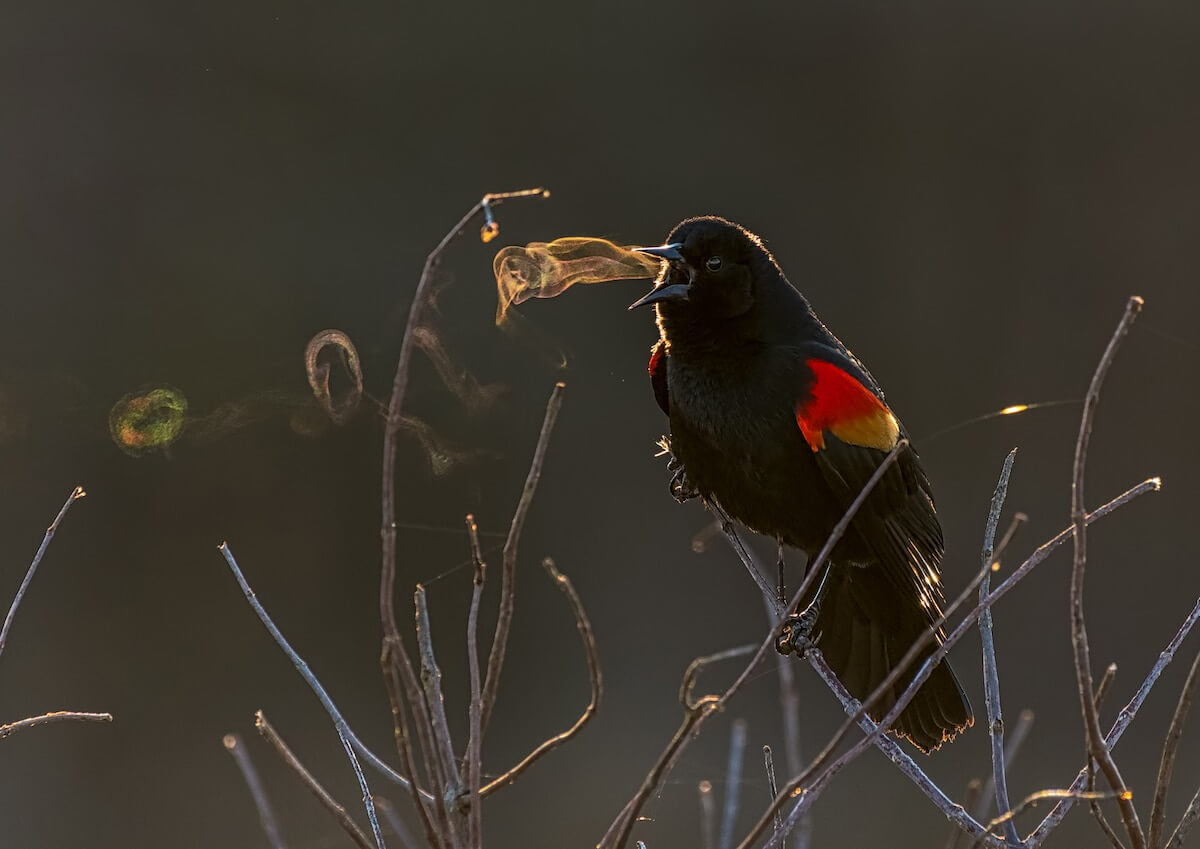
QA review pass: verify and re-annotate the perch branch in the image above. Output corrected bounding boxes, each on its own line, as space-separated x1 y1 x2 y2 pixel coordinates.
224 732 287 849
480 557 600 796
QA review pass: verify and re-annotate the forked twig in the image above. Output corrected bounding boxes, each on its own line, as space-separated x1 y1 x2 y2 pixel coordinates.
481 557 601 796
414 586 461 799
464 515 485 849
1069 296 1146 849
255 712 374 849
224 732 287 849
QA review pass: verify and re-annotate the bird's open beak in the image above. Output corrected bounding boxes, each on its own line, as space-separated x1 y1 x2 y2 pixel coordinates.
629 243 688 309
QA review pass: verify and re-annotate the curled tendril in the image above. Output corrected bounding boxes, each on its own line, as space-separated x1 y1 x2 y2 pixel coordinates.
304 329 363 426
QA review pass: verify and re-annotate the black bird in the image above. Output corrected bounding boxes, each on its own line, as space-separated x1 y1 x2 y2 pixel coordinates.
631 216 972 752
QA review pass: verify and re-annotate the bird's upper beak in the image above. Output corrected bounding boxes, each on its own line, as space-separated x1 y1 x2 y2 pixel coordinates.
634 242 684 262
629 243 689 309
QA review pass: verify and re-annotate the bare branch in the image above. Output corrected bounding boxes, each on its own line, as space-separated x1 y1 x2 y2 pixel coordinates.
988 787 1127 835
973 709 1035 833
1150 649 1200 849
414 586 462 798
480 381 565 734
1026 593 1200 846
951 779 984 849
762 746 781 838
978 449 1021 847
464 515 485 849
218 543 387 849
1095 663 1119 712
0 485 86 660
1069 296 1146 849
255 712 374 849
718 719 748 849
0 710 111 739
1166 784 1200 848
381 188 548 643
481 557 600 796
224 732 287 849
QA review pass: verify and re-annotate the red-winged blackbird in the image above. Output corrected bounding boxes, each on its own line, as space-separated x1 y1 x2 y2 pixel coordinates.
631 216 972 753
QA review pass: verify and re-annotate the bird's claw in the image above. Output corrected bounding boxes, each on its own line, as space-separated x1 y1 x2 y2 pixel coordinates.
669 461 700 503
776 608 819 657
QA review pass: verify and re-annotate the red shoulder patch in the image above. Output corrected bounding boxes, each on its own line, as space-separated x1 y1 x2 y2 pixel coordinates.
796 359 899 452
648 341 669 415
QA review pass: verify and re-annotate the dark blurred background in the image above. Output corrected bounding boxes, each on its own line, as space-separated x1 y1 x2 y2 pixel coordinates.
2 2 1198 847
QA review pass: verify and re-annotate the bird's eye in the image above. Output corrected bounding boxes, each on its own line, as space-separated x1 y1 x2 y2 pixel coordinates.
706 256 723 271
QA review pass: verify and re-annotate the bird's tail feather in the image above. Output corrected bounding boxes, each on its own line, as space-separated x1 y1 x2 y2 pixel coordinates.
814 566 973 753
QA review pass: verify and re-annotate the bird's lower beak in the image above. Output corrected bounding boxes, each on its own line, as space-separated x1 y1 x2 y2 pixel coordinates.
634 242 684 262
628 281 690 310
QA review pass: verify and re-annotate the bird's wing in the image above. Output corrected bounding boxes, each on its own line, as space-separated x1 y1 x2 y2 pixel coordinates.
794 345 947 621
648 339 669 415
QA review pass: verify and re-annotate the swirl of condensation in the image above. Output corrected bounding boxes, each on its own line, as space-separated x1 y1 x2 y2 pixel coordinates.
493 237 662 323
109 386 188 456
304 329 363 426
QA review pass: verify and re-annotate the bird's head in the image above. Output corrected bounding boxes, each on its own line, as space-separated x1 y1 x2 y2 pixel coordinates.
629 216 779 322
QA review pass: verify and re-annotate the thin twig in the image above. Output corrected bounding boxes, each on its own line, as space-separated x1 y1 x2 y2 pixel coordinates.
1166 784 1200 848
1095 663 1119 712
414 586 462 799
219 543 386 849
763 746 782 837
224 732 287 849
464 515 485 849
1069 296 1146 849
1026 593 1200 846
950 779 985 849
1150 649 1200 849
381 638 444 849
383 634 457 846
0 710 111 739
973 709 1036 834
480 557 601 796
718 719 748 849
480 382 565 735
0 486 86 660
380 188 549 646
255 712 374 849
979 449 1021 847
699 781 716 849
599 645 757 849
988 787 1127 834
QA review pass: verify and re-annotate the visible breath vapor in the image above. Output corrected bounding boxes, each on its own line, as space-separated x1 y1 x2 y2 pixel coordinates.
493 237 661 323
